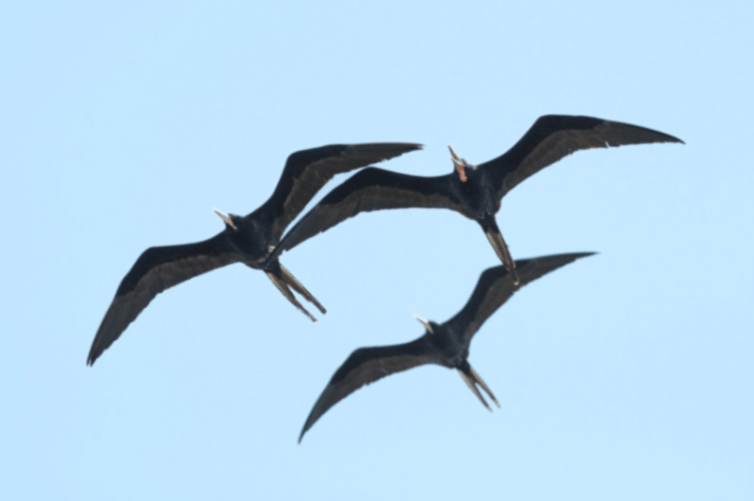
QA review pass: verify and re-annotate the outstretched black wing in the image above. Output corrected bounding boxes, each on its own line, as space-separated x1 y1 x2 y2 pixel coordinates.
480 115 683 199
256 143 422 242
299 336 439 442
446 252 595 348
275 167 469 255
88 232 239 365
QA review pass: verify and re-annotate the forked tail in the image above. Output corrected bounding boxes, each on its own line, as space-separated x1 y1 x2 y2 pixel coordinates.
481 216 519 285
278 262 326 314
457 361 500 411
264 260 326 322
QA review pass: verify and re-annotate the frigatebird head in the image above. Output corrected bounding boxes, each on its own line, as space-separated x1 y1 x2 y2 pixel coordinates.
413 314 435 334
448 144 472 183
212 207 241 231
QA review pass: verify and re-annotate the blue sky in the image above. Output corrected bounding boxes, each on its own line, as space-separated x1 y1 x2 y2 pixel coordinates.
1 1 752 499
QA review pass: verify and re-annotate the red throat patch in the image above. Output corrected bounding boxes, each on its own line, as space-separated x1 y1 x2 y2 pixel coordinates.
456 164 468 182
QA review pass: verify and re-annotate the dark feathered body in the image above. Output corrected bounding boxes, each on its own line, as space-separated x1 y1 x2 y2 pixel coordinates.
298 252 595 442
448 165 501 220
221 214 274 268
272 116 682 280
88 142 422 365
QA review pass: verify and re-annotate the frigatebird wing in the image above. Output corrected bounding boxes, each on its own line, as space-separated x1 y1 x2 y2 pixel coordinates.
299 336 439 442
446 252 595 348
479 115 683 199
256 143 422 242
275 167 469 255
88 232 239 365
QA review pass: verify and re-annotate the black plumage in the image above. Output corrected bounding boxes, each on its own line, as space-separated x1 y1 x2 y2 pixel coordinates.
273 115 682 284
88 142 421 365
298 251 595 442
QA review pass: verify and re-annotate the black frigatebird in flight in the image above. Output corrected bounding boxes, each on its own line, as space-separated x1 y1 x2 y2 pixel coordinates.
298 251 594 442
272 115 682 284
87 142 421 365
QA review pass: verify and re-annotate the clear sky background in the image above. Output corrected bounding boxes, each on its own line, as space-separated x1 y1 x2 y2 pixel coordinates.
1 1 752 499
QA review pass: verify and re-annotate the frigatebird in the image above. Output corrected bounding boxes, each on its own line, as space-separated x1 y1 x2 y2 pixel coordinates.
87 142 421 365
272 115 682 284
298 251 594 442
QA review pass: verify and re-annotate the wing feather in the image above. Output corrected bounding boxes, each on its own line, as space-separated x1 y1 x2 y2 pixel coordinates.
299 336 438 442
447 252 595 347
480 115 683 198
258 143 422 241
277 167 466 254
87 232 240 365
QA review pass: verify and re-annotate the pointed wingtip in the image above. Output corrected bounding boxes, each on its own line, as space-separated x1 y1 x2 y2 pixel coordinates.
575 251 598 259
298 424 310 444
650 132 685 145
364 142 424 156
86 349 98 367
554 251 598 264
658 131 685 145
395 142 423 158
391 142 423 154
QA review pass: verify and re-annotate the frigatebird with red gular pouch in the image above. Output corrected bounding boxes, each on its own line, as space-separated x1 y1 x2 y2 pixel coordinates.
272 115 681 284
